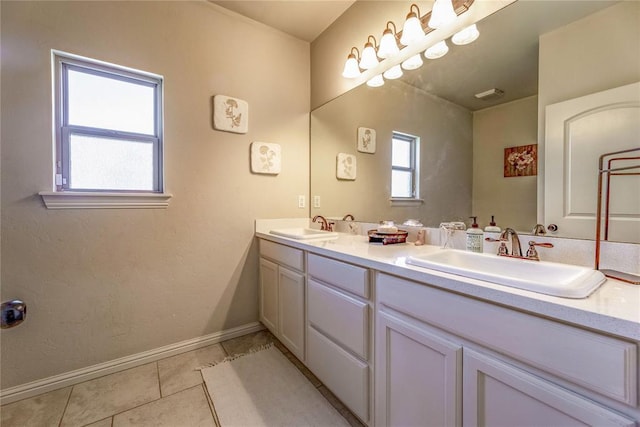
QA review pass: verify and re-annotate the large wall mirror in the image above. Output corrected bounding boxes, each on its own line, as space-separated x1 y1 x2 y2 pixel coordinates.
310 0 640 243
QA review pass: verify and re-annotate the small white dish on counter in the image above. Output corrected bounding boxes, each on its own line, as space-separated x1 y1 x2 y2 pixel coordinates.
406 250 606 299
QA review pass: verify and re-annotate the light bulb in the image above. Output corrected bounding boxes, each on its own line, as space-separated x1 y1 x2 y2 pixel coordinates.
367 74 384 87
424 40 449 59
383 64 403 80
400 5 425 46
378 27 400 59
428 0 457 29
402 54 424 70
452 24 480 45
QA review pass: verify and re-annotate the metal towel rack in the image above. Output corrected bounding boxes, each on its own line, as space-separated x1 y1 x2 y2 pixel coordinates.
595 147 640 284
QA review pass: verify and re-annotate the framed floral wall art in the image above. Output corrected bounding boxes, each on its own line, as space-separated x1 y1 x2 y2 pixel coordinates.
213 95 249 134
251 142 281 175
357 127 376 153
336 153 356 180
504 144 537 177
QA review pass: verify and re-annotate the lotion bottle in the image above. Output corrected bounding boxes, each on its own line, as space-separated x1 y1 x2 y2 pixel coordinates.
484 215 501 232
466 216 484 253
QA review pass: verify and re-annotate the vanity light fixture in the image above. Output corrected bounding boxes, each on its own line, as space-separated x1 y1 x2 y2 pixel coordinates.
452 23 480 45
342 47 361 78
360 35 379 70
400 4 425 46
367 74 385 87
378 21 400 59
401 53 424 70
341 0 479 85
428 0 457 29
424 40 449 59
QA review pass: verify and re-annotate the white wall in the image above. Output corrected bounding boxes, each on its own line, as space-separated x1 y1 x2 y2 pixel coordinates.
1 1 309 389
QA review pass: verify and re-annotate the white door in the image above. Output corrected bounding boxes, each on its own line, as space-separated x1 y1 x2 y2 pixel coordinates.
463 349 636 427
259 258 278 334
376 310 462 427
544 81 640 242
278 266 305 360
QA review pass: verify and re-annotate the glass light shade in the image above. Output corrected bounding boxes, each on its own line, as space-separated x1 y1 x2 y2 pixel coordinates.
342 55 361 78
452 24 480 45
424 40 449 59
367 74 384 87
400 13 425 46
402 54 424 70
378 30 400 59
383 64 403 80
360 42 379 69
428 0 457 29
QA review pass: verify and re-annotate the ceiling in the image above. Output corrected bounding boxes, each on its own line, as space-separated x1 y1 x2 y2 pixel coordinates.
210 0 355 42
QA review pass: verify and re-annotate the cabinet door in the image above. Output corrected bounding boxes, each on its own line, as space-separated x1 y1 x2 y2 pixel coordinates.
463 349 636 427
376 311 462 427
259 258 279 334
278 266 305 361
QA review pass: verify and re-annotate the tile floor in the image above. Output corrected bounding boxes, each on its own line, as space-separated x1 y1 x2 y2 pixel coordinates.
0 330 364 427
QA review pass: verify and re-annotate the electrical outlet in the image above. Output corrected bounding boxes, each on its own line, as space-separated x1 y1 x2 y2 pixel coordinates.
313 195 321 208
298 195 305 208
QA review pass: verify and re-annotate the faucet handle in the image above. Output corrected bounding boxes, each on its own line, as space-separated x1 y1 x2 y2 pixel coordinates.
526 241 554 260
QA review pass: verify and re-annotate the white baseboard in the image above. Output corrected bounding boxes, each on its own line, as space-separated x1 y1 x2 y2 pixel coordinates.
0 322 265 405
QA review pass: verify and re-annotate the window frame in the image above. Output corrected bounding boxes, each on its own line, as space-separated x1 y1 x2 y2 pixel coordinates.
391 131 421 201
53 51 164 193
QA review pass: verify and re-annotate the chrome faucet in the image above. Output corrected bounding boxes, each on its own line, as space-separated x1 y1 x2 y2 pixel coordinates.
500 228 523 257
312 215 334 231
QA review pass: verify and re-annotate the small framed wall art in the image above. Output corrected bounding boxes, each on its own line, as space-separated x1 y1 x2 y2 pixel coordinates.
357 127 376 153
251 142 281 175
213 95 249 134
504 144 537 177
336 153 356 180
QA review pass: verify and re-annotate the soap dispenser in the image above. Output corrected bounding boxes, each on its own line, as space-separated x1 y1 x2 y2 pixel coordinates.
484 215 501 232
466 216 484 253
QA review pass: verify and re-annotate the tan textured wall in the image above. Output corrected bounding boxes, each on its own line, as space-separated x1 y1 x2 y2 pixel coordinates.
472 96 538 231
311 81 472 226
537 1 640 220
1 1 309 388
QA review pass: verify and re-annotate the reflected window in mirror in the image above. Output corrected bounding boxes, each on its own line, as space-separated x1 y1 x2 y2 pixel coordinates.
391 132 420 199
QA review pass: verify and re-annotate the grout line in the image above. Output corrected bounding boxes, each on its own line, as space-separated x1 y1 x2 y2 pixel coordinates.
201 382 221 427
155 361 163 398
57 386 74 427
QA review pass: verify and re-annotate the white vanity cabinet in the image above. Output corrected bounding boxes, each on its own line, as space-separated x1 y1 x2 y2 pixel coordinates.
306 253 372 424
258 239 305 360
375 272 638 427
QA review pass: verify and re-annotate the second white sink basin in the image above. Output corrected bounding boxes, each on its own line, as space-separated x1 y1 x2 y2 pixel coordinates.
406 250 606 298
270 228 339 240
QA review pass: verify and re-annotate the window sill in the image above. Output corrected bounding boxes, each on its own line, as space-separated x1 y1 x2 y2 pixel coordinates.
389 198 424 207
39 191 172 209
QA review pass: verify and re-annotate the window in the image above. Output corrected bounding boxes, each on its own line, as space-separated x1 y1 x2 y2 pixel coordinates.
391 132 419 199
53 52 163 193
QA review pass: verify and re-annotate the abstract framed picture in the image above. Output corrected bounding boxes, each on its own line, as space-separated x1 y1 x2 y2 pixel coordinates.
250 142 281 175
504 144 537 177
357 127 376 153
213 95 249 134
336 153 356 180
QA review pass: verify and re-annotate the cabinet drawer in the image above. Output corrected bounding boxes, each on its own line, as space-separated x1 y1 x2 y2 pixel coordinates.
377 273 638 406
259 240 303 271
308 279 369 360
308 253 369 298
307 326 369 423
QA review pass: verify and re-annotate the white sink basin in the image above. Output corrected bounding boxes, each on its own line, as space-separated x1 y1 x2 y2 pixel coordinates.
270 228 339 240
406 250 606 298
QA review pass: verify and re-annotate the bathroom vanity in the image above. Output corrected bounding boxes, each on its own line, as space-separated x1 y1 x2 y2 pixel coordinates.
256 220 640 426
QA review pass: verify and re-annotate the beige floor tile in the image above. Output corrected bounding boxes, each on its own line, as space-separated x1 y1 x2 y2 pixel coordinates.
219 329 274 356
0 386 71 427
157 344 226 397
112 385 215 427
317 386 364 427
60 363 160 427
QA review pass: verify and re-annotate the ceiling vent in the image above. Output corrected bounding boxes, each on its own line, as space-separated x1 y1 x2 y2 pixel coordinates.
474 88 505 101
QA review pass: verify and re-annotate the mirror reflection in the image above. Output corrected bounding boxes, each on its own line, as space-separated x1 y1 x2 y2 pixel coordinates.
310 0 640 242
